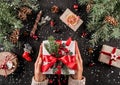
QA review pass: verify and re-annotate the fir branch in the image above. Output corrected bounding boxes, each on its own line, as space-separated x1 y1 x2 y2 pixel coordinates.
44 36 59 57
78 0 120 45
0 2 23 51
11 0 40 11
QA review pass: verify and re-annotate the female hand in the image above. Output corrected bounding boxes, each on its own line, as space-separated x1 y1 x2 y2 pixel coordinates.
72 41 83 80
34 45 46 82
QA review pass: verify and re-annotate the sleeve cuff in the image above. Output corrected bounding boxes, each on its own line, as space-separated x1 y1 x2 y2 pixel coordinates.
31 77 48 85
68 76 86 85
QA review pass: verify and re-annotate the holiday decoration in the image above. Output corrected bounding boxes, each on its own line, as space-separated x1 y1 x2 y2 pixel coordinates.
60 8 83 31
105 16 118 26
78 0 120 45
99 45 120 68
73 4 79 11
32 35 38 40
89 62 95 67
50 20 55 27
86 4 92 13
88 47 94 54
30 10 42 38
18 6 32 21
51 5 59 13
0 52 18 77
0 2 23 51
9 29 20 44
81 32 87 38
41 36 77 75
38 16 51 26
22 43 32 62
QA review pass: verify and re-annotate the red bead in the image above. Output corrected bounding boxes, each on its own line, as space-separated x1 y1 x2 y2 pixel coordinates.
57 65 61 69
81 32 87 37
89 62 95 67
55 69 61 75
58 50 62 56
50 20 55 27
32 35 38 40
73 4 78 9
55 66 61 74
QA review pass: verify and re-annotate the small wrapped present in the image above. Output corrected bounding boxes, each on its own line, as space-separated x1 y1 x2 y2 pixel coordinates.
60 8 83 31
99 45 120 68
0 52 18 77
41 37 77 75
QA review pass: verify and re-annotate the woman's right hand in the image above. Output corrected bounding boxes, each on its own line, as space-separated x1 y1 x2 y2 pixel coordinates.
34 45 46 82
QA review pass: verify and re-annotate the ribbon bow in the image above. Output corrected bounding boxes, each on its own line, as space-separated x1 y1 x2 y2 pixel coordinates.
41 55 77 73
101 47 120 65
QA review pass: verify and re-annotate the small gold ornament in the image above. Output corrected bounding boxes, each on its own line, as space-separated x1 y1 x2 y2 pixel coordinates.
105 16 118 26
9 29 20 44
88 48 94 54
51 5 59 13
18 6 32 20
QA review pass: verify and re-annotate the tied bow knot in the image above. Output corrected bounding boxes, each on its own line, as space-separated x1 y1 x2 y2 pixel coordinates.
110 53 118 61
41 55 77 73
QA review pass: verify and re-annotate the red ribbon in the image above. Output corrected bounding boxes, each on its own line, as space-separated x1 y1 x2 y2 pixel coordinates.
101 47 120 65
41 55 77 73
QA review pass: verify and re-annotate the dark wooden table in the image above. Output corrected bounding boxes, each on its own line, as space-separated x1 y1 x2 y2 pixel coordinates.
0 0 120 85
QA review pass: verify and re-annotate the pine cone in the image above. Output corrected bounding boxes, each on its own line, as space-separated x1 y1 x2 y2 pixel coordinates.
18 6 32 20
9 29 20 44
86 4 92 13
105 16 118 26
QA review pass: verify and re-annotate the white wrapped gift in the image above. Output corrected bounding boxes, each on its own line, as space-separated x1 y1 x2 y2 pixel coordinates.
42 40 76 74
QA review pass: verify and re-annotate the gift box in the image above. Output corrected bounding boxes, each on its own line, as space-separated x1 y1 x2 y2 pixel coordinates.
41 37 77 75
98 45 120 68
60 8 83 31
0 52 18 77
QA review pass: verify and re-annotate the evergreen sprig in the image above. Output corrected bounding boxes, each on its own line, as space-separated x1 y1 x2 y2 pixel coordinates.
44 36 59 57
78 0 120 45
0 1 23 51
11 0 40 11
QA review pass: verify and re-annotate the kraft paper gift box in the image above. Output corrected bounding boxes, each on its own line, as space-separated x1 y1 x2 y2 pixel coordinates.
60 8 83 31
42 40 76 74
99 45 120 68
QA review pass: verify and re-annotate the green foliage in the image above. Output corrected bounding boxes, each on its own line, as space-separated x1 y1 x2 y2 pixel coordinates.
45 36 69 74
44 36 60 57
11 0 40 11
78 0 120 45
0 0 40 51
0 1 23 51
